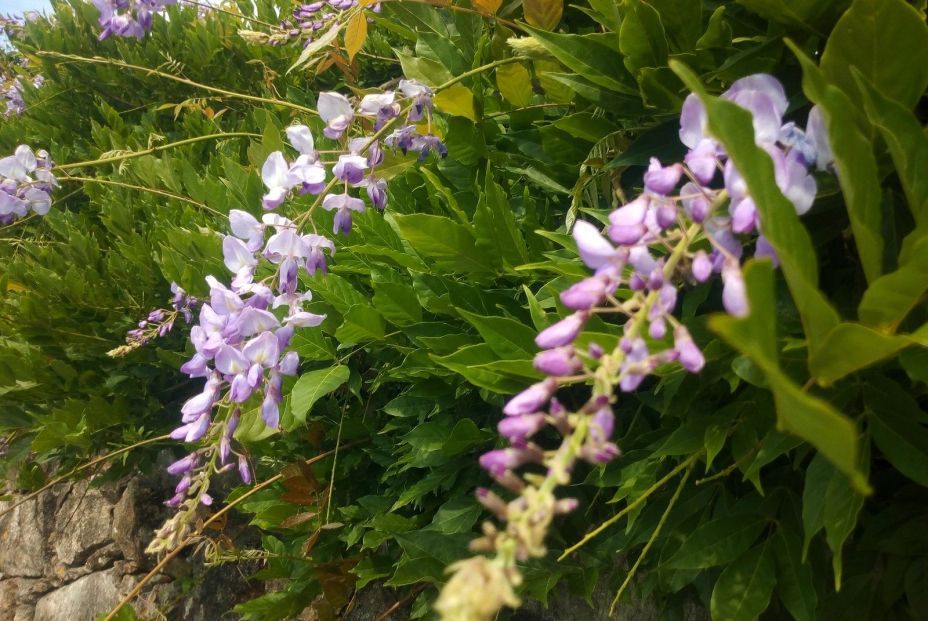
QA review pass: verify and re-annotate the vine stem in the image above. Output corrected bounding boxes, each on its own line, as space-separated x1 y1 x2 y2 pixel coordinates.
57 174 223 216
0 434 172 520
54 132 261 171
34 51 318 116
558 451 702 560
102 440 368 621
372 0 523 30
608 459 695 614
180 0 279 29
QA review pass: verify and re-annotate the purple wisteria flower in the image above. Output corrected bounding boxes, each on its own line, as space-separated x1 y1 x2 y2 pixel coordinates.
91 0 176 40
0 144 57 225
441 73 834 621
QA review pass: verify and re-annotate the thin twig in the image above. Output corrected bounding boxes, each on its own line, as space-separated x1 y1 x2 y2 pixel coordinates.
35 51 317 116
0 434 172 520
102 440 368 621
609 460 694 613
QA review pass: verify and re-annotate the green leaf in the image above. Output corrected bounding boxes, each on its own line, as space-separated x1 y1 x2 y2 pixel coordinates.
672 61 840 354
393 214 497 275
858 235 928 331
431 344 531 393
823 456 866 590
335 305 386 344
774 529 818 621
372 280 423 326
801 452 832 557
666 515 767 569
289 365 350 426
234 405 278 443
787 41 883 284
709 260 869 493
433 84 478 121
496 62 534 108
696 5 733 50
619 0 669 74
710 540 777 621
456 308 538 359
522 27 638 95
869 394 928 487
820 0 928 110
853 70 928 226
736 0 851 32
808 323 912 385
473 170 529 269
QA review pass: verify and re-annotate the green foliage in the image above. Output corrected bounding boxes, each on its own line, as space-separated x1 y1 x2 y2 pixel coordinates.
1 0 927 619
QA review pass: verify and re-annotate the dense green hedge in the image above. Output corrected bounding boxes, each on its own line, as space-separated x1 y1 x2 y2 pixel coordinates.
2 0 927 619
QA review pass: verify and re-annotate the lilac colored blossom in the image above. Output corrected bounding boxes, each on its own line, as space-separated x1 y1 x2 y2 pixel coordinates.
91 0 176 40
0 145 57 225
318 92 354 139
535 312 588 349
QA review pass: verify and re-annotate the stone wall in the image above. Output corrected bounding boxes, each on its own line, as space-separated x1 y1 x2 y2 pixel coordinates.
1 474 707 621
0 475 259 621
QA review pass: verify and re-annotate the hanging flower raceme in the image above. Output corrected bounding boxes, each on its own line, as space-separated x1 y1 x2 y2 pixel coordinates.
0 144 57 225
108 283 200 357
239 0 383 48
90 0 176 40
437 74 832 621
151 98 447 551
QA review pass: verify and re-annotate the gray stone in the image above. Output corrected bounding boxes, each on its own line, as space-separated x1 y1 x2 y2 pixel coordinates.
33 569 124 621
52 480 114 567
0 491 56 578
111 479 142 563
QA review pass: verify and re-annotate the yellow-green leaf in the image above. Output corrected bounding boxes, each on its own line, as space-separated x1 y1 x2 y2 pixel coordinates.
345 12 367 63
496 62 533 108
433 84 478 121
524 0 564 30
474 0 502 13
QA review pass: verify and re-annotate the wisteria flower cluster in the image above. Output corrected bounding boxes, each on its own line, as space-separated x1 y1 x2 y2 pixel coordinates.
259 82 443 234
150 81 446 550
0 145 57 225
240 0 382 48
436 74 833 621
2 65 44 117
107 283 200 357
90 0 176 39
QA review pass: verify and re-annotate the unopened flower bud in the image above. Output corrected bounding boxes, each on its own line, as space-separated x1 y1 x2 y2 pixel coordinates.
535 311 588 349
533 346 581 376
503 377 557 416
644 158 683 195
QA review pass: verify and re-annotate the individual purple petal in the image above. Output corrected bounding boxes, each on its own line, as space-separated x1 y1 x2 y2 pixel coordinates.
684 139 719 185
674 325 705 373
229 373 254 402
692 250 712 282
223 235 257 274
285 311 327 328
333 154 368 184
185 412 211 442
806 105 832 171
755 235 779 267
238 455 252 484
498 414 546 442
279 351 299 375
285 124 316 156
730 197 757 234
535 311 588 349
608 196 648 245
167 454 197 476
643 158 683 195
261 394 280 429
180 353 210 378
215 345 249 375
289 155 327 195
503 377 557 416
243 331 280 367
560 277 607 310
589 405 615 443
533 346 581 376
679 93 707 149
722 259 749 317
573 220 617 269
